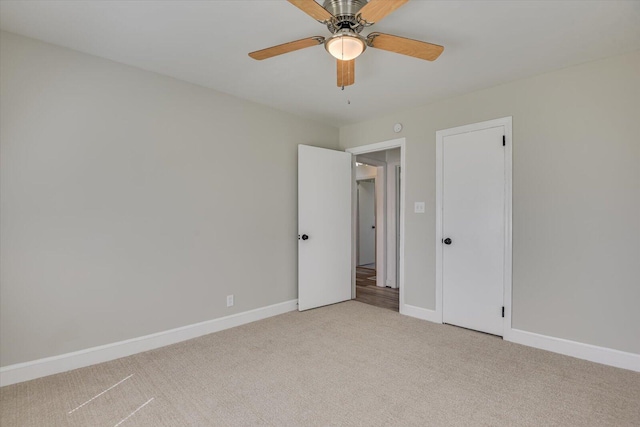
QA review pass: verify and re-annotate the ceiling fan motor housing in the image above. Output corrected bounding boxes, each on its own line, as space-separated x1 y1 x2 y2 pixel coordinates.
323 0 368 34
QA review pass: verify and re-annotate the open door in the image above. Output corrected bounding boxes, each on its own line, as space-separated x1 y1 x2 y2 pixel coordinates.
357 180 376 267
298 145 352 311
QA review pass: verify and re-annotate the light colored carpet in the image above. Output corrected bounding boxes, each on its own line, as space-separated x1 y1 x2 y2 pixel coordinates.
1 301 639 426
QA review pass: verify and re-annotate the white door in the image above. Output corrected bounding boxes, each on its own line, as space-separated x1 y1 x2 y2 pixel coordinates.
298 145 352 311
357 180 376 266
442 126 505 336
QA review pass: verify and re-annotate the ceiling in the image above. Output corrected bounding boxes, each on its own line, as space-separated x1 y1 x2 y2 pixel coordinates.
1 1 639 126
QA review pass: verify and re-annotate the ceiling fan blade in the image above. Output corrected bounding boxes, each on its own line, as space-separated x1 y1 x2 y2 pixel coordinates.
337 59 355 87
368 33 444 61
249 37 325 60
358 0 408 24
287 0 334 22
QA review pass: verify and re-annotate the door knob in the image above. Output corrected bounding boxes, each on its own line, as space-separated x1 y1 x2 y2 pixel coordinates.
443 238 452 245
301 234 309 241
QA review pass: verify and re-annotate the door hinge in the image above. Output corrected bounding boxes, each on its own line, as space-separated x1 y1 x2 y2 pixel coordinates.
501 306 505 318
502 135 506 146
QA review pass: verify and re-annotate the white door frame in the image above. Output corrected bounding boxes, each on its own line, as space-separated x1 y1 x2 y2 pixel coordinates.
435 117 513 333
395 165 401 289
347 138 406 311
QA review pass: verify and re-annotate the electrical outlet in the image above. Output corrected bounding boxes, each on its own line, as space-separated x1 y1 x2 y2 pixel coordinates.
226 295 234 307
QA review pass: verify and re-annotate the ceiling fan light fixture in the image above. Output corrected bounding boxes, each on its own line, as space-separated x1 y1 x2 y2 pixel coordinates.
325 31 366 61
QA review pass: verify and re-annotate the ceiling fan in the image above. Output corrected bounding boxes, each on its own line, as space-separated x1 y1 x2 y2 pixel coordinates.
248 0 444 88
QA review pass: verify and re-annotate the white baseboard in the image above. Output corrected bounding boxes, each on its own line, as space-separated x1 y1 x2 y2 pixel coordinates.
505 328 640 372
400 304 441 324
397 305 639 372
0 299 298 387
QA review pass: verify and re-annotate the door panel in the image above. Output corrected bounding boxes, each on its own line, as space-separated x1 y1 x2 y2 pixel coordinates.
442 126 505 336
298 145 352 311
357 181 376 266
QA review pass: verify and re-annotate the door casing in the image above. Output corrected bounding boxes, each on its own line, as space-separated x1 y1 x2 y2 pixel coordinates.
435 117 513 333
347 138 406 310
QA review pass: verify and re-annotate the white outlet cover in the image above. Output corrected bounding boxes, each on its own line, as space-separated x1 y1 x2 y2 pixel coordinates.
226 295 234 307
414 202 425 213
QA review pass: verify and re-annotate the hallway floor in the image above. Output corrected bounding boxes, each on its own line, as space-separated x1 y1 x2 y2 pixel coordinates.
355 266 399 311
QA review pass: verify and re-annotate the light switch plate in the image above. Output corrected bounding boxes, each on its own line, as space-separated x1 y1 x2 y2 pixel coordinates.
414 202 425 213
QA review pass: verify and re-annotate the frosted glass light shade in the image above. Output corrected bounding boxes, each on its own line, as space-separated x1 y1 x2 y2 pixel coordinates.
325 35 365 61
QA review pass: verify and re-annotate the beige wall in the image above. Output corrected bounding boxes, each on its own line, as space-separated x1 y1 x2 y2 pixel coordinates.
0 32 339 366
340 51 640 354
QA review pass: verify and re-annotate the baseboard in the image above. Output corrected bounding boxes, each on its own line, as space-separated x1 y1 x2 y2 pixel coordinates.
400 304 441 324
505 328 640 372
0 299 298 387
397 306 639 372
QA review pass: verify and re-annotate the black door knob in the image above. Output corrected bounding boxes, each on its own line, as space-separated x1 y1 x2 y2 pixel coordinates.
301 234 309 241
443 238 452 245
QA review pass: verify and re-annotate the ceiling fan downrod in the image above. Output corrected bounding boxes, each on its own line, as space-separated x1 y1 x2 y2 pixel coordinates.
322 0 370 34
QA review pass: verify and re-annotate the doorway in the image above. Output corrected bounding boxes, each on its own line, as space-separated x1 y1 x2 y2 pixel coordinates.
349 142 404 312
435 117 513 336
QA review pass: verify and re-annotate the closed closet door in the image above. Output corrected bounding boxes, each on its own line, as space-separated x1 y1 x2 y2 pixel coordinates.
442 126 505 336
